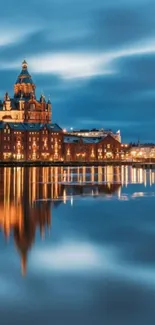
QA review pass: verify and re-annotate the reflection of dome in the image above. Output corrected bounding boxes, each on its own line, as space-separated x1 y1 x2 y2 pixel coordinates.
14 219 35 276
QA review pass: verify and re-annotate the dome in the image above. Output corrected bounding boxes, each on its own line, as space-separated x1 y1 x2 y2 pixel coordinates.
14 60 36 98
15 60 34 85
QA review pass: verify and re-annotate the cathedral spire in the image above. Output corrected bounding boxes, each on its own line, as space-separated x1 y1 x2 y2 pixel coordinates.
22 59 28 70
14 60 36 98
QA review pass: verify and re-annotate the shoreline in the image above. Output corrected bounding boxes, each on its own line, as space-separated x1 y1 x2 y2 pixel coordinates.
0 160 154 168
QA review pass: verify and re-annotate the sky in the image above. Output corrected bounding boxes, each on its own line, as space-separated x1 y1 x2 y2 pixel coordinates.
0 0 154 142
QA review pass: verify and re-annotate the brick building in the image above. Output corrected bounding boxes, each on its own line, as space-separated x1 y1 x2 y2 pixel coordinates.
0 122 63 161
64 134 122 162
0 60 123 162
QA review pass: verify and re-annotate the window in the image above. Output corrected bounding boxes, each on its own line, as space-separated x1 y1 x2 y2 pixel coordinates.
29 146 31 149
107 144 110 149
4 129 6 133
29 138 31 142
4 137 6 140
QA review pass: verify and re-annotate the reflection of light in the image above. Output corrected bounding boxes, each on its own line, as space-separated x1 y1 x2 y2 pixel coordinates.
63 189 66 204
150 170 152 187
71 196 73 206
144 170 147 187
132 192 144 198
118 187 121 199
125 166 128 187
121 166 124 185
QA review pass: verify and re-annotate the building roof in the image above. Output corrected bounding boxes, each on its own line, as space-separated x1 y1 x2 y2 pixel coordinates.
8 123 26 131
23 123 43 131
64 135 101 144
46 123 62 132
0 122 62 132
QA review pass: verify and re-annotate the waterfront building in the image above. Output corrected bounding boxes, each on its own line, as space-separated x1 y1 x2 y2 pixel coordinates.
0 122 63 161
130 146 155 160
68 128 121 142
0 60 123 162
64 134 122 161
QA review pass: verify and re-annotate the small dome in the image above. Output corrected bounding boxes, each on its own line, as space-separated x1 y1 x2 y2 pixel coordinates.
22 59 28 69
15 60 34 85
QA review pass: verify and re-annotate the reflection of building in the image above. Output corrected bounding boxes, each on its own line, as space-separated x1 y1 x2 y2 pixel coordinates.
1 166 153 275
0 167 64 276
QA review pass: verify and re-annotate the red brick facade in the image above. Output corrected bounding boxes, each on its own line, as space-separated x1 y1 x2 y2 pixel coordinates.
64 135 121 162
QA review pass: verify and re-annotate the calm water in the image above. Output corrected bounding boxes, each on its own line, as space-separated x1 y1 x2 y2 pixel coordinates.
1 166 155 325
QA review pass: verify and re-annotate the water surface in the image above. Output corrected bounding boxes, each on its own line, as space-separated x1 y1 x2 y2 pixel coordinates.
0 166 155 325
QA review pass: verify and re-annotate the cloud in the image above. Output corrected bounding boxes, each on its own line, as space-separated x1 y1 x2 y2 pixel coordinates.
31 242 105 272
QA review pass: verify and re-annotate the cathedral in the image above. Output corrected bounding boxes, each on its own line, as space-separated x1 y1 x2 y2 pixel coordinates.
0 60 51 123
0 60 123 162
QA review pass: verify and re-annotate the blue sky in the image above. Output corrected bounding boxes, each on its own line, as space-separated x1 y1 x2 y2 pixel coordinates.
0 0 154 142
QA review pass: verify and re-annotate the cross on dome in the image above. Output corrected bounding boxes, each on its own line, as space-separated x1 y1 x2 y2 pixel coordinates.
22 59 28 70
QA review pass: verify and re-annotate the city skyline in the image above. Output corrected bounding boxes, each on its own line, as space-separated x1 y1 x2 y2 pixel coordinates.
0 0 154 142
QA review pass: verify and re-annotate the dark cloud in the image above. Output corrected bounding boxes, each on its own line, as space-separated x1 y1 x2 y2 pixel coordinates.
0 0 154 141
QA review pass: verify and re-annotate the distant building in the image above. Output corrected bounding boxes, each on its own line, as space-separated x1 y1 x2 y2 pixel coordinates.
130 145 155 160
68 128 121 143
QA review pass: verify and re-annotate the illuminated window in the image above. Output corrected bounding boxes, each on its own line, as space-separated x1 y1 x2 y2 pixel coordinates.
29 146 31 149
107 144 110 148
4 137 6 140
4 129 6 133
29 138 31 142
